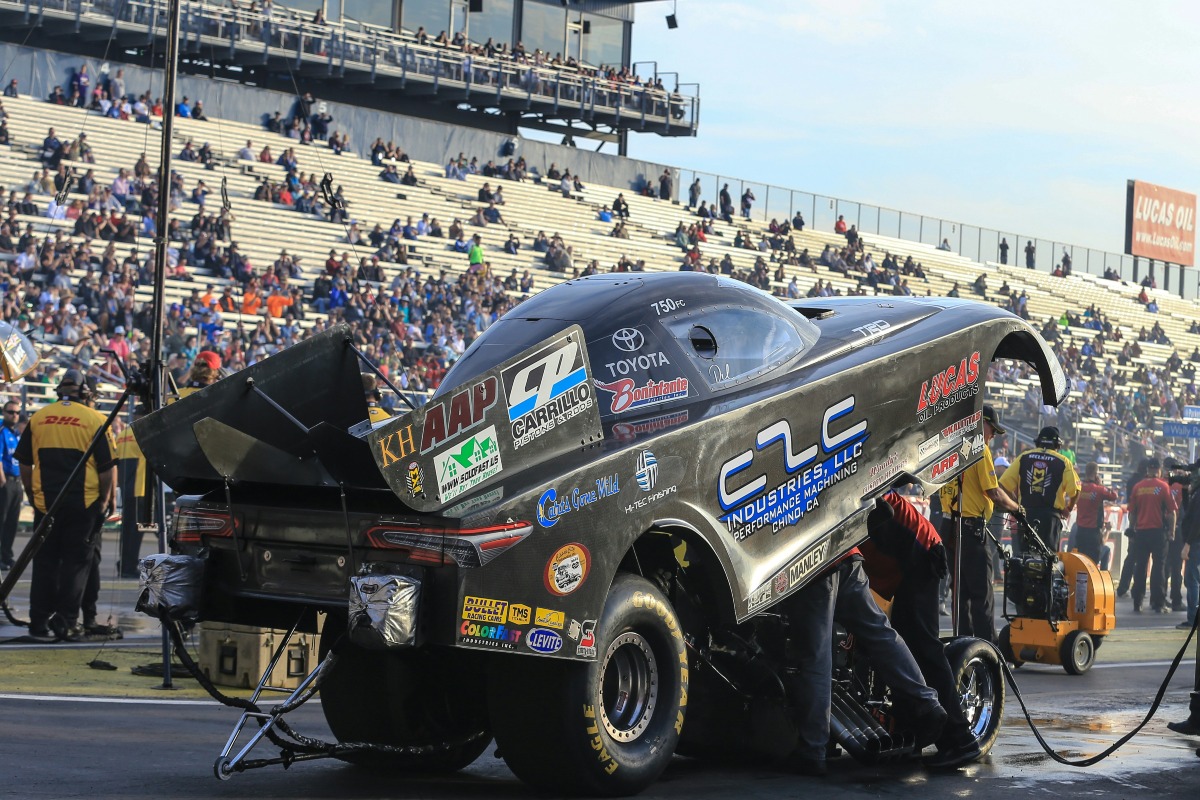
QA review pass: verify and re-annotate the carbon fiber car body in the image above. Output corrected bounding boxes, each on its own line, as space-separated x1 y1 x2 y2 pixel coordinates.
135 272 1067 659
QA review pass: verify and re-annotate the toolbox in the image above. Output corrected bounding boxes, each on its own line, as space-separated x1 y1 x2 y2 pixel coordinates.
197 622 320 690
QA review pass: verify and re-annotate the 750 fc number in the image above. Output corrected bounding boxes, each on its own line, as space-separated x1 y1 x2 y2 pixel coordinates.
651 298 686 316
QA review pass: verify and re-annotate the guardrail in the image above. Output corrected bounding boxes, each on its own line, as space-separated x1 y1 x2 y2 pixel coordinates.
1 0 700 136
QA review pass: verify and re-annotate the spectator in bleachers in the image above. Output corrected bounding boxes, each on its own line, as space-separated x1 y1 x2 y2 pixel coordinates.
740 188 755 219
793 210 806 231
937 238 952 251
659 169 674 201
613 193 630 220
1024 240 1036 269
48 85 68 105
3 79 17 98
718 184 734 222
70 64 91 107
400 165 418 186
688 178 702 208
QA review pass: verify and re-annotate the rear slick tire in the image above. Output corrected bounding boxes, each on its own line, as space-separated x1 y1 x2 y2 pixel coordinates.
318 623 492 772
944 637 1004 757
488 573 689 797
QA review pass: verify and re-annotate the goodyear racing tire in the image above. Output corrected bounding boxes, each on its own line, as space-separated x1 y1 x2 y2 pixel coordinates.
945 637 1004 757
487 573 688 796
318 621 492 772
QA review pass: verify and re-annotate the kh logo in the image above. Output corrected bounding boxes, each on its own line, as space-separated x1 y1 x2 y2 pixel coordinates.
611 328 644 352
377 423 416 468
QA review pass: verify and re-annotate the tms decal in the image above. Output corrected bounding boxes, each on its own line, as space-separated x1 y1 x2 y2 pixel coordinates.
507 604 532 626
526 627 564 654
595 377 689 414
502 339 592 450
434 425 503 502
421 376 498 454
916 352 980 422
537 475 620 527
718 396 868 542
545 543 591 596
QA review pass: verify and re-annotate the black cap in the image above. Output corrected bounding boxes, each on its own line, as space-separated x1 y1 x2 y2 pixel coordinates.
981 405 1006 435
56 368 85 396
1035 426 1061 447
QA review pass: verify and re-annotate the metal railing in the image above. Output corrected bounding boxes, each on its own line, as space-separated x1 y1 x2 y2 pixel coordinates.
3 0 700 135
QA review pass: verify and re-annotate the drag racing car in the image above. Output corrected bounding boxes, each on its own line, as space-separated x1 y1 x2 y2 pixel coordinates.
134 272 1068 795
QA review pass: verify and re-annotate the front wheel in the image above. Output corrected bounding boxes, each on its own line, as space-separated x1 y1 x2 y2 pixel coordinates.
945 637 1004 756
488 573 689 796
1060 629 1096 675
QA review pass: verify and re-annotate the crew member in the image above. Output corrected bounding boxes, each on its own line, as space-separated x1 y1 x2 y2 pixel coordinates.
1168 471 1188 613
1126 458 1177 614
363 373 390 424
1167 473 1200 738
783 548 947 776
1074 462 1117 566
998 426 1079 553
0 399 23 570
940 405 1023 643
115 409 148 579
14 370 116 641
1117 459 1151 599
861 491 980 769
174 350 222 401
79 377 119 638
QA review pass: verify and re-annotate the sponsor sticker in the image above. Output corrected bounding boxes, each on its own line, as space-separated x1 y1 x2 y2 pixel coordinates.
535 607 565 629
460 620 523 650
773 572 789 595
376 423 416 468
650 298 686 316
502 339 593 450
918 434 941 461
526 627 564 654
567 619 582 641
404 461 424 497
930 452 961 481
718 396 868 542
420 377 498 454
603 351 673 379
537 475 621 527
434 425 503 502
787 539 831 587
851 319 890 342
941 410 982 441
864 452 902 493
610 410 689 443
507 604 532 626
546 543 591 596
916 352 981 422
635 450 659 491
611 327 644 352
595 377 689 414
462 595 508 624
746 583 773 613
576 619 598 658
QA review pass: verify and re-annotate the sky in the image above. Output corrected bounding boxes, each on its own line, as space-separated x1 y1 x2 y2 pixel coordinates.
625 0 1200 264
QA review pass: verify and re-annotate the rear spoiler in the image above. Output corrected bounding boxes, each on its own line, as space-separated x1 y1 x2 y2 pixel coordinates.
134 324 386 494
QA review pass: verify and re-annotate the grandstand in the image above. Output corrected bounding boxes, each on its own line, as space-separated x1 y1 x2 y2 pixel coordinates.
0 0 1194 492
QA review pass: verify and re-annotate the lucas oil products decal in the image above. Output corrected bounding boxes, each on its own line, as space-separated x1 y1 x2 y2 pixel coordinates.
916 352 980 422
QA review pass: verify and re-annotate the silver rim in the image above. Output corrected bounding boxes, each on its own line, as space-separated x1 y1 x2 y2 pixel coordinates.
600 632 659 742
1071 635 1093 670
959 656 996 737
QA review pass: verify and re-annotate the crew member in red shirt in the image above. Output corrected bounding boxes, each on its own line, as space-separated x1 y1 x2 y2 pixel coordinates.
1126 458 1178 613
1074 462 1117 566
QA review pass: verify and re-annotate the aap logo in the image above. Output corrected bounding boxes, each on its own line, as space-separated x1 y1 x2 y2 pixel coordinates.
611 328 644 353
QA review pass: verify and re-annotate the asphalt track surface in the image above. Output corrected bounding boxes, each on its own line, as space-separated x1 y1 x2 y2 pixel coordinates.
2 534 1199 798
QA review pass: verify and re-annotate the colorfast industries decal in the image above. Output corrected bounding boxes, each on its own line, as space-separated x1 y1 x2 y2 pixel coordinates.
503 339 593 450
595 377 689 414
537 474 621 527
916 352 980 422
435 425 503 502
459 620 523 650
718 396 868 542
545 543 591 596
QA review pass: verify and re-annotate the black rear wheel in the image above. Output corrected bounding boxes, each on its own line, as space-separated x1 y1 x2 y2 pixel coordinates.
945 637 1004 756
317 620 491 772
1060 629 1095 675
488 573 688 796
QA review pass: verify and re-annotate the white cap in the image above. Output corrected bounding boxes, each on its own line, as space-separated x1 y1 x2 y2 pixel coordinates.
994 456 1010 469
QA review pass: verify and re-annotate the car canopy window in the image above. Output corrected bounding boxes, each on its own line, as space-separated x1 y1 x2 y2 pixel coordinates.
662 305 811 391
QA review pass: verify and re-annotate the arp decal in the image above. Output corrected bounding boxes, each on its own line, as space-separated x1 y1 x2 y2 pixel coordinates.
526 627 564 654
718 396 868 542
746 582 773 613
535 607 565 629
502 339 592 450
507 604 532 626
930 451 961 481
421 376 499 454
916 352 980 422
404 461 424 497
537 475 620 527
595 377 689 414
434 425 503 502
459 620 523 650
545 543 591 596
462 595 508 624
575 619 598 657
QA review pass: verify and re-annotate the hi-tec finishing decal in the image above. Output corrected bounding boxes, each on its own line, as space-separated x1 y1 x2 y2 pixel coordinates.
916 352 980 422
595 377 689 414
718 397 868 542
624 449 678 515
502 339 592 450
434 425 503 502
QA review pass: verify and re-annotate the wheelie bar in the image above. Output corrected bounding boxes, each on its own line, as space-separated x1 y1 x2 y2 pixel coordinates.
212 622 333 780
